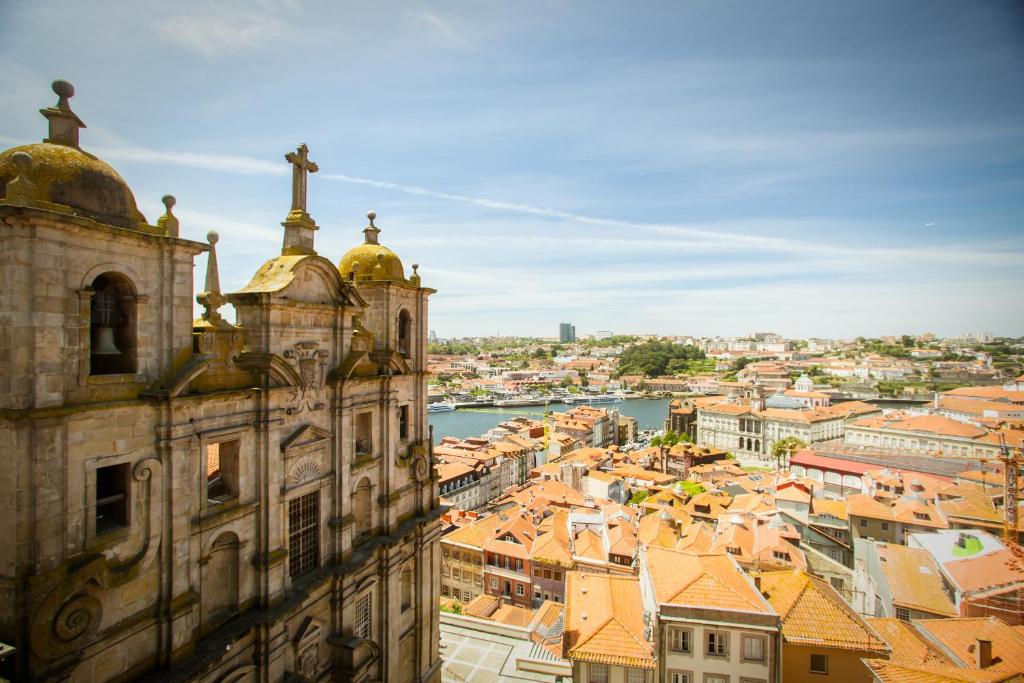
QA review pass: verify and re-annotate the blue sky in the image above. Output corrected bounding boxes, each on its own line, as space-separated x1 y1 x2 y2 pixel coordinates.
2 1 1023 339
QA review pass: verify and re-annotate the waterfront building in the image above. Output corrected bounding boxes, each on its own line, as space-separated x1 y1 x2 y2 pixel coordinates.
696 398 880 467
559 322 576 343
0 82 440 681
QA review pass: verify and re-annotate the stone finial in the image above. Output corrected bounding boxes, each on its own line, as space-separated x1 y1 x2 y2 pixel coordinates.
372 253 385 280
156 194 179 237
409 263 421 287
3 152 36 206
364 210 381 245
348 262 362 282
197 231 226 323
41 79 86 147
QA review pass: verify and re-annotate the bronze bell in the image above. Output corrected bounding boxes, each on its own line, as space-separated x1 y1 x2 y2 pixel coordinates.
92 325 121 355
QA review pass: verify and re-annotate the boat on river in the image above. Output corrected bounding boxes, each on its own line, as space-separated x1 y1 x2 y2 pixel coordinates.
427 402 457 413
563 394 623 405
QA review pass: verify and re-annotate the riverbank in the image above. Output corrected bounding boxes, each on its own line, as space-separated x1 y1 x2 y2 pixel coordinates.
428 397 671 443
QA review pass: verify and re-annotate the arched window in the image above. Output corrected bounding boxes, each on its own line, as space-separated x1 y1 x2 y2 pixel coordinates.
353 477 373 539
201 532 240 631
397 310 412 358
400 566 413 611
89 272 136 375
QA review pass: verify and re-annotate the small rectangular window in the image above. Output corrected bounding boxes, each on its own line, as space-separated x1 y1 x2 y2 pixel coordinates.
742 635 765 661
706 631 729 657
354 593 371 640
859 518 867 528
669 673 690 683
881 522 890 531
206 439 240 503
627 669 645 683
895 607 910 622
830 577 844 591
589 663 609 683
399 405 409 440
355 412 373 455
516 583 524 596
96 464 129 534
810 653 828 674
670 627 691 653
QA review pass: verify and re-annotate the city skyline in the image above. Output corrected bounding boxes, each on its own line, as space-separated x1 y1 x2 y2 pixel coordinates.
2 1 1022 338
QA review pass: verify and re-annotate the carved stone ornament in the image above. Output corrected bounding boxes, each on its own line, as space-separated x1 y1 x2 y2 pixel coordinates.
31 458 163 661
402 441 430 482
284 341 328 414
287 457 322 489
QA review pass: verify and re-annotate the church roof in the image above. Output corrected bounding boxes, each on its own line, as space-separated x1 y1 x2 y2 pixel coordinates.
0 81 148 230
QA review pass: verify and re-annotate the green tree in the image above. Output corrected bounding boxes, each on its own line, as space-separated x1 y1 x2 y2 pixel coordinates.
771 436 807 465
629 490 649 505
732 356 753 371
615 341 706 378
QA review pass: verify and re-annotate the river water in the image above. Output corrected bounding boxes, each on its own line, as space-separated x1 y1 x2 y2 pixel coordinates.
428 398 672 443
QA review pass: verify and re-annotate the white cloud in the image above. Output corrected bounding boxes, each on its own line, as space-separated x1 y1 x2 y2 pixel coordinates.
154 1 297 57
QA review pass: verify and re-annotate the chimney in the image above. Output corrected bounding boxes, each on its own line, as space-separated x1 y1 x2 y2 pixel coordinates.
753 575 762 591
976 638 993 669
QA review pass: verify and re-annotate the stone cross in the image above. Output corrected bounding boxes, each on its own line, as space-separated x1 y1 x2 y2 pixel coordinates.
284 144 318 213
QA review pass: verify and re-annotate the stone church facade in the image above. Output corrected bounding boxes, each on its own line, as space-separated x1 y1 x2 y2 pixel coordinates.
0 81 442 682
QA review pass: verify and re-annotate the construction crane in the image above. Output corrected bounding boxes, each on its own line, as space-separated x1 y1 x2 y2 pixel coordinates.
935 433 1020 547
997 433 1021 546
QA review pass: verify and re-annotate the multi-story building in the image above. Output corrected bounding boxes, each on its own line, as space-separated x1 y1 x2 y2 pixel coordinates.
0 82 441 682
640 546 781 683
560 323 577 343
697 399 880 466
844 413 1004 459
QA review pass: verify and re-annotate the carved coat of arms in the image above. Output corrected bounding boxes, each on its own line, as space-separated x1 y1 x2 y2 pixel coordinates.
284 341 328 414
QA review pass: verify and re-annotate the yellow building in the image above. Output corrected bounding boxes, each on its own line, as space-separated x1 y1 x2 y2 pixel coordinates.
757 569 889 683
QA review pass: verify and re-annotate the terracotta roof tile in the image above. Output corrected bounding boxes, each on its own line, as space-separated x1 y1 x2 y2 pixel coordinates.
645 546 773 614
759 569 889 653
915 617 1024 673
564 572 655 669
865 618 954 667
876 544 958 617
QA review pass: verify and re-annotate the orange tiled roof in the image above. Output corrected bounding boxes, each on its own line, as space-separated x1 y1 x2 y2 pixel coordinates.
865 618 954 667
564 572 655 669
914 618 1024 674
875 544 958 617
530 508 573 567
758 569 889 653
811 497 849 521
943 549 1024 595
862 659 1023 683
645 546 773 613
943 386 1024 404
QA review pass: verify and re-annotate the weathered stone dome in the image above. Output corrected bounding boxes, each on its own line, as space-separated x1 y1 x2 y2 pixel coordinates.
0 142 147 230
338 212 406 282
0 80 147 230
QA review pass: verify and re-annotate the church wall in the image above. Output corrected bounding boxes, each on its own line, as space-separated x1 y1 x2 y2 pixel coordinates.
1 90 441 681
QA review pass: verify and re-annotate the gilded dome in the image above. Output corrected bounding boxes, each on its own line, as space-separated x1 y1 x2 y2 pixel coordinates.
0 143 147 230
338 212 407 283
0 80 147 230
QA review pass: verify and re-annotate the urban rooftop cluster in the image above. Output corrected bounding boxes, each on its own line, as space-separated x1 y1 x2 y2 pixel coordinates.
430 330 1024 683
